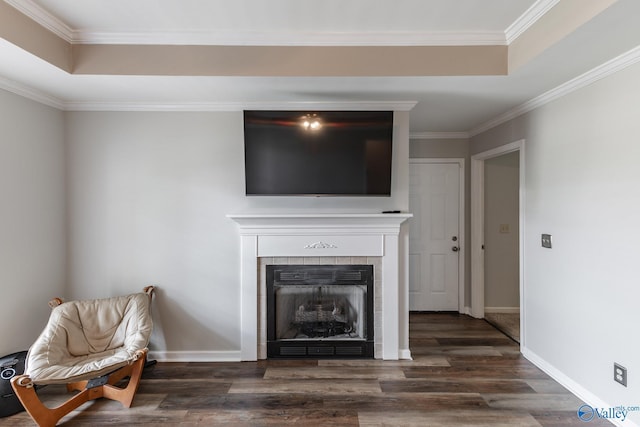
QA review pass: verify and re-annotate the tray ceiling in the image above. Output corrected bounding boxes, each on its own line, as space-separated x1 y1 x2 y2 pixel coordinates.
1 0 640 134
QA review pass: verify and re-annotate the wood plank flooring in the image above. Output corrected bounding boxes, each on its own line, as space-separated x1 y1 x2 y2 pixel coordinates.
0 313 611 426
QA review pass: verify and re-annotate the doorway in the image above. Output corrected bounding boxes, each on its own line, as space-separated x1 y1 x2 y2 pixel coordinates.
409 159 465 312
470 140 525 347
483 152 520 342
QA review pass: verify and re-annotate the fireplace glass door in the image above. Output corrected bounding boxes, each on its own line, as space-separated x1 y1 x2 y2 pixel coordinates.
274 283 367 341
267 265 374 358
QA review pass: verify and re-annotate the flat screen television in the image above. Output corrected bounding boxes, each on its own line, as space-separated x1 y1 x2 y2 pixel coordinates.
243 110 393 196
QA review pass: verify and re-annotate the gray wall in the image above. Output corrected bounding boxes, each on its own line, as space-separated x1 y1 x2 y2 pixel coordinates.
0 101 410 359
64 110 410 357
410 138 468 159
471 61 640 421
0 89 66 355
65 112 245 353
484 151 519 309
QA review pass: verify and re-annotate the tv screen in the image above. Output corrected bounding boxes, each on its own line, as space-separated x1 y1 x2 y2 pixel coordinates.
243 110 393 196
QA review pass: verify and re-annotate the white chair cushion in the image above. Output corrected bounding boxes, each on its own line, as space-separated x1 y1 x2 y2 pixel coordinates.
25 292 152 385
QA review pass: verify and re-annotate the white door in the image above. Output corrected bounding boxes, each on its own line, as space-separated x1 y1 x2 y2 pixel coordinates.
409 162 460 311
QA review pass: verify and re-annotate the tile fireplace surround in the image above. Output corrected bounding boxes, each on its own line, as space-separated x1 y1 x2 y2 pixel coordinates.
227 213 412 361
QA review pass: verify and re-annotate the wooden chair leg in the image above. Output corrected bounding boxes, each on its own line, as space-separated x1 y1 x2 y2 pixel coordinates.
11 376 93 427
102 352 147 408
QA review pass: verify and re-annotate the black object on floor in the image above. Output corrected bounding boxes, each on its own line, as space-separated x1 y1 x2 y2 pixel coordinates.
0 350 27 417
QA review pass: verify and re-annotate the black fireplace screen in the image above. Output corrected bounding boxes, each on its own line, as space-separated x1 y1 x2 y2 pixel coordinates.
266 265 374 358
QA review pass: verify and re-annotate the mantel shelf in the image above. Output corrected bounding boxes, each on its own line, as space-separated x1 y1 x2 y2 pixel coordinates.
227 213 412 231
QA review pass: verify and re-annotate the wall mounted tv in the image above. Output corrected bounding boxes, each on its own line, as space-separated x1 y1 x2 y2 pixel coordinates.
243 110 394 196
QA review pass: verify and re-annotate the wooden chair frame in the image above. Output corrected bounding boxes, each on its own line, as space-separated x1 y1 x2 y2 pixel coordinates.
11 350 147 427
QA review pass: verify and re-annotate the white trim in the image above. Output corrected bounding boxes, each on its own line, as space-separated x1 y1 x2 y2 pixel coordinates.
470 45 640 136
63 100 418 112
398 349 413 360
382 233 401 360
522 347 636 427
239 234 259 361
409 158 465 314
470 140 525 350
410 132 470 140
409 158 464 164
484 307 520 314
147 350 242 362
74 29 507 47
63 101 242 112
505 0 561 44
0 75 65 109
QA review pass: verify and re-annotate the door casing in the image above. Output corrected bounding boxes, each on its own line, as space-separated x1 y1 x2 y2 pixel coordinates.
470 140 525 348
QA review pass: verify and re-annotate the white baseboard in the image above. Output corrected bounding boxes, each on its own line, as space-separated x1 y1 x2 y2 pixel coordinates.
522 347 638 427
484 306 520 314
150 348 414 363
148 350 242 362
399 348 412 360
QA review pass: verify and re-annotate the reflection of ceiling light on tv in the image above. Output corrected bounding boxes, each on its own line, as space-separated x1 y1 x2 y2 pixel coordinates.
301 114 321 130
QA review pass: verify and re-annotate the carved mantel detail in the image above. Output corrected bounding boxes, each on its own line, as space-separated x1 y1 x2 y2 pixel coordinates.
304 241 337 249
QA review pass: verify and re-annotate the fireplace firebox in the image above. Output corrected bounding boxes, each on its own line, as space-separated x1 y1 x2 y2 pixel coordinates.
266 265 374 358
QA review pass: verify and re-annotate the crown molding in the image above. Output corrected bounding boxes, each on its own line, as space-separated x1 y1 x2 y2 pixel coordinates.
0 80 417 112
72 30 506 46
410 132 469 140
4 0 74 43
63 100 418 112
505 0 560 44
0 75 65 109
63 101 245 112
469 45 640 137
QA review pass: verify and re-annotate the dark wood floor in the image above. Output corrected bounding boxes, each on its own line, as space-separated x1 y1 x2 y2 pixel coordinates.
1 313 611 426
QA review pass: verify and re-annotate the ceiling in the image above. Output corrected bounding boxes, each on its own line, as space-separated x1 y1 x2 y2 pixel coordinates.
1 0 640 135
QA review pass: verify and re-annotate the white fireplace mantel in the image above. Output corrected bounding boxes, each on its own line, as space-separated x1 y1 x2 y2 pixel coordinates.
227 212 412 361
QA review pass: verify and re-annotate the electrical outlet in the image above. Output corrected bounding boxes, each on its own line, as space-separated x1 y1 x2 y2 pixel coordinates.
614 363 627 387
499 224 510 233
541 234 552 249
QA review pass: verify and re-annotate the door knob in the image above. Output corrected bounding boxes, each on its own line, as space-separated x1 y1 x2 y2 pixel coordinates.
452 246 460 252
